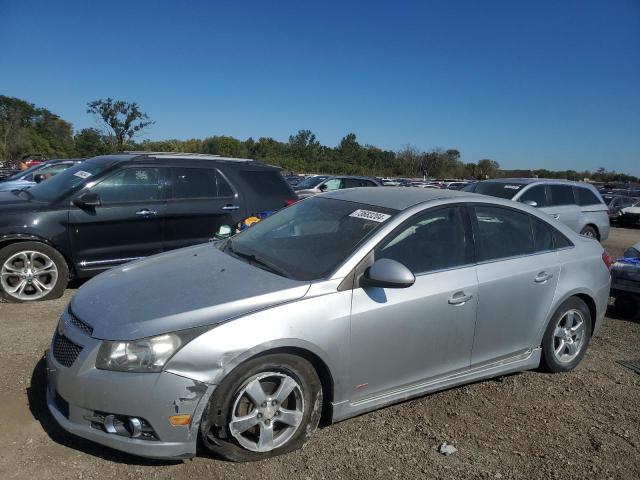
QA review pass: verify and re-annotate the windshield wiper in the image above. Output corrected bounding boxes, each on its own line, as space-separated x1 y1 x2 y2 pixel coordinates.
228 242 289 278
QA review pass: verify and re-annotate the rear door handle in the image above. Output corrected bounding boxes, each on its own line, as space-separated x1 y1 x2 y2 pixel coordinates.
448 291 473 305
552 214 560 219
135 209 157 216
534 271 553 283
222 204 240 211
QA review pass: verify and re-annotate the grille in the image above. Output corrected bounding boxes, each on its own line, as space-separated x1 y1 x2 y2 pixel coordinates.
52 333 83 367
66 309 93 336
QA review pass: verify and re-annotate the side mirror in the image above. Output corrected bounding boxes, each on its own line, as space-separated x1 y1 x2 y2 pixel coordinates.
73 192 101 208
33 173 46 184
523 200 538 207
360 258 415 289
215 224 234 239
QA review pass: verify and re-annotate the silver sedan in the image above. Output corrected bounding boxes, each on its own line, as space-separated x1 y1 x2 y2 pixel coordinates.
46 187 611 461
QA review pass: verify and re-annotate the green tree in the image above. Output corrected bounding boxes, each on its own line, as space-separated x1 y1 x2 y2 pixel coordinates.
74 128 109 157
87 98 154 151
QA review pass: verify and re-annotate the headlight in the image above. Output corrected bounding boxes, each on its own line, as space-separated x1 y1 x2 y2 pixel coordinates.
96 328 206 373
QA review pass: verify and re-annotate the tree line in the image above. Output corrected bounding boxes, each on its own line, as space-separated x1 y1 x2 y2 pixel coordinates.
1 95 637 182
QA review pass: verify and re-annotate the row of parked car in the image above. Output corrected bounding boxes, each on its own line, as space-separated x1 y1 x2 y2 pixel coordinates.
1 153 633 304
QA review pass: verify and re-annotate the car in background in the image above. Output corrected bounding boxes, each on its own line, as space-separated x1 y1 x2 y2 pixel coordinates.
444 181 470 190
284 175 306 187
619 200 640 227
0 153 297 302
0 158 84 193
602 194 638 223
464 179 610 240
46 187 610 461
292 174 329 192
295 175 381 199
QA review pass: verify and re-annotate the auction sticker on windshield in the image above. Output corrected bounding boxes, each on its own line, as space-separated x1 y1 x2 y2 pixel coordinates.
349 209 391 222
73 171 92 179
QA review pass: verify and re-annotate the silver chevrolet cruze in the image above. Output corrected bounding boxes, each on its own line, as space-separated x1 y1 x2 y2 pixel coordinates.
46 188 611 461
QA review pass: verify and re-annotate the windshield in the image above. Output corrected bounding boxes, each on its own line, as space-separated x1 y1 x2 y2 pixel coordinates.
229 197 397 280
23 157 115 201
295 175 327 189
471 181 526 199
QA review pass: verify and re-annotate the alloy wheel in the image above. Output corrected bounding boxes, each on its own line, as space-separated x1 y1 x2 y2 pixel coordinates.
553 309 586 363
229 372 304 452
0 250 58 301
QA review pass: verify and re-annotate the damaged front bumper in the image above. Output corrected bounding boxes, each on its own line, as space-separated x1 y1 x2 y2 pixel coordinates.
46 315 216 459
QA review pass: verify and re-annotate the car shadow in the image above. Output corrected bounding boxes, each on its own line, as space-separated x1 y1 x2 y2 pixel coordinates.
26 355 182 466
606 305 639 324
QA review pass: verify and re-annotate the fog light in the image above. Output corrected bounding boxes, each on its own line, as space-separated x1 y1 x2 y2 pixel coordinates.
169 414 191 426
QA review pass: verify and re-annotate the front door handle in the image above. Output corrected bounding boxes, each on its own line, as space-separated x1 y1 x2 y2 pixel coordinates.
552 214 560 219
135 209 157 216
534 271 554 283
222 204 240 211
448 291 473 305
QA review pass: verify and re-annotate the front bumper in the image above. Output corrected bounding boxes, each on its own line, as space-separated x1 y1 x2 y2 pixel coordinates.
46 312 215 459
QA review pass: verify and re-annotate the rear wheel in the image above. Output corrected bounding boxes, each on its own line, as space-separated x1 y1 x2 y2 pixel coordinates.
0 242 69 302
540 297 592 372
200 353 322 462
580 225 598 239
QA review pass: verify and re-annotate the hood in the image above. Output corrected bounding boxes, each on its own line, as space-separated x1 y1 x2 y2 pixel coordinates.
70 244 311 341
295 189 318 199
0 180 33 192
622 206 640 214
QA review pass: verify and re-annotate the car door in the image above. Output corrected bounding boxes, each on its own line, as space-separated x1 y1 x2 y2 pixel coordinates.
540 184 581 232
470 205 561 366
69 166 167 270
163 166 246 250
349 206 478 401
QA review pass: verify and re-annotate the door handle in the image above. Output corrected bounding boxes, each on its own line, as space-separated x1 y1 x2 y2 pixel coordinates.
222 204 240 211
448 291 473 305
552 214 560 219
135 209 157 216
534 272 553 283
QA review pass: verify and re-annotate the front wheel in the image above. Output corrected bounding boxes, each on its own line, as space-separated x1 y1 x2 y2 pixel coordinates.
200 353 323 462
540 297 592 373
0 242 69 302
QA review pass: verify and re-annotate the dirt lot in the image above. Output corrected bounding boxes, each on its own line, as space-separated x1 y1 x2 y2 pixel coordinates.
0 228 639 479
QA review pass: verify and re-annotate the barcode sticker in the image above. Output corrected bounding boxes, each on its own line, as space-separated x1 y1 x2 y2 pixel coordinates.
349 209 391 222
73 171 92 179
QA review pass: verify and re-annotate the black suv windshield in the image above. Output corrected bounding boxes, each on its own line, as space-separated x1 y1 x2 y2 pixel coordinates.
229 197 397 280
472 181 526 199
24 157 116 201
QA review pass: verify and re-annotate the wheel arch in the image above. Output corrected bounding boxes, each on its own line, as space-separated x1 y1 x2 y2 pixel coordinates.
0 234 74 275
581 223 600 240
538 291 598 348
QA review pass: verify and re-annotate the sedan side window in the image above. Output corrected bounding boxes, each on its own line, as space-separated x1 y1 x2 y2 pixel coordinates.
519 185 547 207
376 207 471 274
322 178 342 191
548 185 575 206
91 167 162 204
474 205 534 261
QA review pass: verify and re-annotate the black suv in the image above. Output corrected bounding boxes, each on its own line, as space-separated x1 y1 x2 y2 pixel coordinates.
0 153 297 302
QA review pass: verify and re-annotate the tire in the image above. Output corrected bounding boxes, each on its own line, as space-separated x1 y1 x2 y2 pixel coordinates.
200 353 323 462
540 297 592 373
614 294 640 320
580 225 598 239
0 241 69 303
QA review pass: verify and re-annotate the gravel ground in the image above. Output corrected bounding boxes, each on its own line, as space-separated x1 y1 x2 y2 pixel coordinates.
0 228 639 479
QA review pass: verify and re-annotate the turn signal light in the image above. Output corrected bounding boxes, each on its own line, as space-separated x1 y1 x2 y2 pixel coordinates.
169 414 192 426
602 251 613 272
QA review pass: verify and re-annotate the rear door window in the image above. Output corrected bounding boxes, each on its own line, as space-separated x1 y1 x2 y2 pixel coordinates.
519 185 548 207
473 205 534 261
170 167 233 199
574 187 602 206
548 185 575 206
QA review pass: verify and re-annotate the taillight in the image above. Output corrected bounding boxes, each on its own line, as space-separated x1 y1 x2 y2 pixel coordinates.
602 251 613 272
284 198 297 206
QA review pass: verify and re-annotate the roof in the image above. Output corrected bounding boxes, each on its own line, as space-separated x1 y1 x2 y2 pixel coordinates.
478 178 588 186
92 153 260 164
321 186 472 210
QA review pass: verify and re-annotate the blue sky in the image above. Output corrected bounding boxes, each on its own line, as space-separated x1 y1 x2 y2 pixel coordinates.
1 0 638 175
